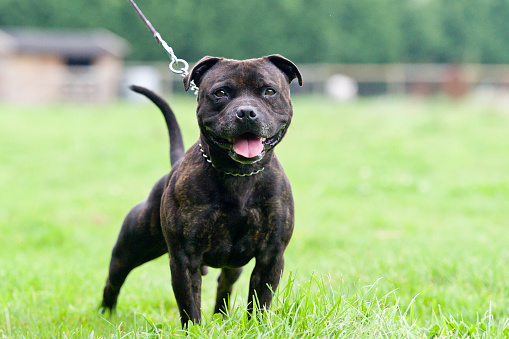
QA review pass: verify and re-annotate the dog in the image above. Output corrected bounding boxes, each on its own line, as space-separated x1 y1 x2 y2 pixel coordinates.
101 54 302 327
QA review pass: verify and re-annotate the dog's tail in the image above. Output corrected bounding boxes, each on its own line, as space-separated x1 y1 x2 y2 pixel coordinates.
129 85 185 166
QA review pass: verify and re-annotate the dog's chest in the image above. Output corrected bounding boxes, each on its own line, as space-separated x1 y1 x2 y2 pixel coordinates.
201 205 264 268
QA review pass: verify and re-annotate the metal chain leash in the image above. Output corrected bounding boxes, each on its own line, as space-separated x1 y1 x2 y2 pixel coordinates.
128 0 199 95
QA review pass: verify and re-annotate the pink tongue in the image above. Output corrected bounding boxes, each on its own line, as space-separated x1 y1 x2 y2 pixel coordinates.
233 135 264 158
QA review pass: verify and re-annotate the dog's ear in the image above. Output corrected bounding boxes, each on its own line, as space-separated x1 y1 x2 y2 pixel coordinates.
266 54 303 86
183 56 222 91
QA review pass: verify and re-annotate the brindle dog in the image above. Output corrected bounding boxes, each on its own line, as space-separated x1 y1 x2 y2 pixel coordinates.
101 55 302 327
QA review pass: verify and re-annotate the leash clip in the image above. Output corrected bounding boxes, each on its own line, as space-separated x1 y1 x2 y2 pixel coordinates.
128 0 199 95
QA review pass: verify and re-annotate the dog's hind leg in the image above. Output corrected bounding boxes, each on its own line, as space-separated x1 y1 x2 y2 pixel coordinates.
213 267 243 315
101 202 167 311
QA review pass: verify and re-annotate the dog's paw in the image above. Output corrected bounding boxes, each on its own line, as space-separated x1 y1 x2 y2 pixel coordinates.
98 306 107 315
98 302 116 316
201 266 209 276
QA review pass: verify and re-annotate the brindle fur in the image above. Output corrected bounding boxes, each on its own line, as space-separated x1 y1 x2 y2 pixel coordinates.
101 55 302 327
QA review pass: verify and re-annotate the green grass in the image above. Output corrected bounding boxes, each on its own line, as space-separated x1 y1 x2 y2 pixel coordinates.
1 96 509 338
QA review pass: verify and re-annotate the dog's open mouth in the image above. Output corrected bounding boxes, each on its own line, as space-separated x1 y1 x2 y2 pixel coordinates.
232 133 265 158
211 133 265 159
211 130 284 157
208 127 286 164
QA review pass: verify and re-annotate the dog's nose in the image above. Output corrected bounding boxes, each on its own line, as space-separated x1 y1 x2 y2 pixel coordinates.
236 107 257 120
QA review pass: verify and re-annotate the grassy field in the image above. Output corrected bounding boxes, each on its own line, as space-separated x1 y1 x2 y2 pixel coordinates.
1 95 508 338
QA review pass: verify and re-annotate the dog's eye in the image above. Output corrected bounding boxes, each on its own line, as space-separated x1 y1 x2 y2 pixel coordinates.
214 89 227 98
264 88 276 96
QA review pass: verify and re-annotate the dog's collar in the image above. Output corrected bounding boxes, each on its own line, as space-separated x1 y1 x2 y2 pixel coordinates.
198 144 265 177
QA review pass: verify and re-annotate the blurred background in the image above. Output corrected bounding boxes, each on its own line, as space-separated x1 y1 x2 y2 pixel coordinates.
2 2 509 334
1 0 509 104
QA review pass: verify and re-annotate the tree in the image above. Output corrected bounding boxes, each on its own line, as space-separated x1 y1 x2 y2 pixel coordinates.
1 0 509 64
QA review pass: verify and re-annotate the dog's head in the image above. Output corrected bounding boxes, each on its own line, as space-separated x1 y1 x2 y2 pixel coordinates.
184 55 302 165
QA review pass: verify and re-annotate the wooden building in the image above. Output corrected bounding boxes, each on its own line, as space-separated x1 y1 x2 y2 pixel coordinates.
0 28 129 103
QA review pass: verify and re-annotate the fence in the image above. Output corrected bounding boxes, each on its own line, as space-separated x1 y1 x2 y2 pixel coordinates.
125 62 509 99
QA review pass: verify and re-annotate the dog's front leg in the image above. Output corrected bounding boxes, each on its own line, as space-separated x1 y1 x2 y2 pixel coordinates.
247 253 284 314
170 252 202 327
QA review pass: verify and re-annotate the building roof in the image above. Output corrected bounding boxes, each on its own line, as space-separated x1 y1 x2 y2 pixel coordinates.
0 27 130 58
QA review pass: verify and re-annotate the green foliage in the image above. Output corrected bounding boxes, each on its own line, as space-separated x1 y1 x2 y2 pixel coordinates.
1 97 509 337
1 0 509 63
